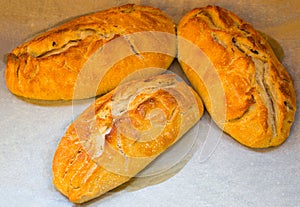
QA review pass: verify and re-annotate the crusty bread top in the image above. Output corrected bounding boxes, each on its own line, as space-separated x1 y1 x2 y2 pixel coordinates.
177 5 296 148
5 4 176 100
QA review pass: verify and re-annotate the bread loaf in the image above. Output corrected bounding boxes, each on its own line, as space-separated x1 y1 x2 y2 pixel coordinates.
52 73 204 203
177 5 296 148
5 4 176 100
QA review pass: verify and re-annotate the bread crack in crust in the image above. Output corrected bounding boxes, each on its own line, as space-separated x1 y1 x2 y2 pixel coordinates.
178 5 296 148
5 4 176 100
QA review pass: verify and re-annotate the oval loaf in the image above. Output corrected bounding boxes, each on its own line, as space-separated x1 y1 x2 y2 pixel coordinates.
5 4 176 100
52 74 204 203
177 5 296 148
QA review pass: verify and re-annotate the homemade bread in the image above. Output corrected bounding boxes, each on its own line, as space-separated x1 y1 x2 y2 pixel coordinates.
52 74 204 203
5 4 176 100
177 5 296 148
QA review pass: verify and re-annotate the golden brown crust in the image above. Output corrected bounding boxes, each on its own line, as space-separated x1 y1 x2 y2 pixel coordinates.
177 5 296 148
52 74 204 203
5 4 176 100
